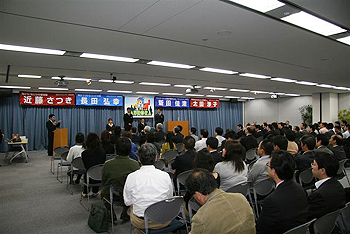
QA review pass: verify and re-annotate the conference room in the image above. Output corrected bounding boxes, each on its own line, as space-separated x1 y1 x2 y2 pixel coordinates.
0 0 349 233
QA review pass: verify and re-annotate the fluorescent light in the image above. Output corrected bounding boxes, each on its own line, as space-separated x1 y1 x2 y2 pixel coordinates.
206 95 223 98
18 74 42 79
80 53 139 63
240 97 255 100
295 81 318 86
229 0 285 13
139 82 171 87
99 79 134 84
162 93 183 96
0 44 66 55
107 90 132 93
38 87 69 91
136 91 159 95
203 87 228 91
337 36 350 46
239 73 271 79
229 88 250 92
174 85 195 88
317 84 334 88
282 11 346 36
333 86 348 90
251 90 269 94
185 94 205 97
284 93 300 97
270 77 296 83
275 93 286 95
52 76 90 82
147 61 195 69
75 89 102 92
225 96 240 99
0 85 31 89
199 67 237 75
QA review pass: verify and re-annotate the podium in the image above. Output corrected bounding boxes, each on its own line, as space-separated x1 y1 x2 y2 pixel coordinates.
166 121 189 136
53 128 68 150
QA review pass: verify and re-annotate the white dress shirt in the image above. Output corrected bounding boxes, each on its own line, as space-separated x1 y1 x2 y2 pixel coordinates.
315 177 331 189
195 138 207 151
66 144 84 161
216 135 226 147
123 165 173 217
343 131 350 139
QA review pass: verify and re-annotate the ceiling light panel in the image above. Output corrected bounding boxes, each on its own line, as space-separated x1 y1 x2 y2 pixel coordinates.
38 87 69 91
107 90 132 93
203 87 228 91
333 86 348 90
206 95 223 98
0 44 66 55
239 73 271 79
18 75 42 79
147 61 195 69
139 82 171 87
317 84 334 88
162 93 183 96
337 36 350 45
0 85 31 89
284 93 300 96
99 79 134 84
174 85 196 88
80 53 139 63
240 97 255 100
136 91 159 95
185 94 205 97
250 90 269 94
229 0 285 13
199 67 237 75
229 88 250 92
270 77 296 83
295 81 318 86
75 89 102 92
225 96 240 99
281 11 346 36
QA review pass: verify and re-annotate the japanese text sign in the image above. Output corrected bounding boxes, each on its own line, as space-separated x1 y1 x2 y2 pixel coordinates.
124 95 154 118
155 96 189 108
20 92 75 106
190 98 219 108
75 93 123 107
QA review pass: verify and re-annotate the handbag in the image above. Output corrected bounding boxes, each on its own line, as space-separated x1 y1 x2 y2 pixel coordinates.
88 204 109 233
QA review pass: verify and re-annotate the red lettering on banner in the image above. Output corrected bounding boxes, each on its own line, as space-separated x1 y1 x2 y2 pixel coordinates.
19 92 75 106
190 98 219 109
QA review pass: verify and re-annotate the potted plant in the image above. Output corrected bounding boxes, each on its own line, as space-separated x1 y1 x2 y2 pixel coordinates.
338 108 350 123
299 105 312 125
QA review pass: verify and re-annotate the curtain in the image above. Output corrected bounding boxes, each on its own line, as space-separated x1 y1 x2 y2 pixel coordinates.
0 94 242 152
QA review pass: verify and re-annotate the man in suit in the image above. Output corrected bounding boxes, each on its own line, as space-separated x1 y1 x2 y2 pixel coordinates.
130 127 140 144
328 134 347 161
295 134 316 178
257 150 308 234
137 118 147 134
214 127 225 148
172 126 184 144
240 126 258 152
236 124 245 139
272 135 288 151
154 123 166 143
185 168 256 234
315 134 333 155
206 137 223 165
154 108 164 128
46 114 61 156
308 151 346 219
123 107 133 131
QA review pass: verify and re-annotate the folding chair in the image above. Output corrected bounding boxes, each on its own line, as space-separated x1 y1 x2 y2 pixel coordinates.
283 218 316 234
299 168 315 190
188 197 201 222
51 146 69 174
137 197 188 234
154 159 166 171
176 143 184 154
313 209 340 234
80 164 104 211
176 170 193 196
56 151 70 183
227 182 253 205
340 202 350 234
337 159 349 185
106 154 116 161
252 179 275 219
67 157 86 195
246 148 257 162
162 150 178 167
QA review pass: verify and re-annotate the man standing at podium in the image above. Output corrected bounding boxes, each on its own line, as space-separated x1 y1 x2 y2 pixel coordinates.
46 114 61 156
154 108 164 128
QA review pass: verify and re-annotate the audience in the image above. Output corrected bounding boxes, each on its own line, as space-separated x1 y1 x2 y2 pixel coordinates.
308 151 346 220
315 134 333 155
130 127 140 145
111 126 122 144
137 118 147 134
194 129 209 151
285 130 298 155
236 124 245 139
106 118 115 135
124 143 173 233
240 126 258 152
214 127 225 147
154 123 166 143
139 125 151 145
171 136 196 181
319 122 328 134
121 131 138 161
66 133 85 184
214 141 248 191
161 132 177 156
328 134 347 161
343 124 350 139
256 150 308 234
193 150 220 186
190 127 199 142
295 135 316 178
172 126 184 144
101 137 140 221
100 130 115 154
185 169 256 234
206 137 223 165
272 135 288 151
81 132 106 197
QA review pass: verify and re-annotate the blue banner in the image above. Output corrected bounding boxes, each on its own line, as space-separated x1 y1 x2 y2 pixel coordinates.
155 96 190 108
76 93 123 107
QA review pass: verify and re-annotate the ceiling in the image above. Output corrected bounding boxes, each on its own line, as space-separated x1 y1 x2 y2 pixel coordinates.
0 0 349 99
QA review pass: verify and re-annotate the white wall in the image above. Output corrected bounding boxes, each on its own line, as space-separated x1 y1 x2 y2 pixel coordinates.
321 93 338 123
244 96 312 126
339 93 350 110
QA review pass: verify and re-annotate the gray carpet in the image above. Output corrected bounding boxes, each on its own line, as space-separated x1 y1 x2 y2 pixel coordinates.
0 150 131 234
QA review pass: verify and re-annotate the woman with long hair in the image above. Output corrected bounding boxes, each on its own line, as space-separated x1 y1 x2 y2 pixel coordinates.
161 132 177 156
101 130 114 154
214 140 247 191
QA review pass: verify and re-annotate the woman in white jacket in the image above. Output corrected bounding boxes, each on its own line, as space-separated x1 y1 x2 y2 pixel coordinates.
66 133 85 184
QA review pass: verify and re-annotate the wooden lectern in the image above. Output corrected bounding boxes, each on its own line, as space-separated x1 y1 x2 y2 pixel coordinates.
53 128 68 150
166 121 189 136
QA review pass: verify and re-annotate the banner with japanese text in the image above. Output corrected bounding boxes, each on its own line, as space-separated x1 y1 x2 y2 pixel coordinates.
154 96 189 108
190 98 219 108
124 95 154 118
75 93 123 107
19 92 75 106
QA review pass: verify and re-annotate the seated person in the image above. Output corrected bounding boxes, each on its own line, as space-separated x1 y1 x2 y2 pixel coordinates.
240 126 258 151
121 131 138 161
190 127 199 142
194 129 209 152
81 133 106 197
308 151 346 219
328 134 347 161
257 150 308 234
248 139 273 186
185 169 255 234
214 141 248 191
101 137 140 221
206 137 223 165
314 134 333 155
139 126 151 145
172 126 184 144
131 127 141 145
66 133 85 184
214 127 225 148
154 123 166 143
161 132 177 156
101 130 115 154
123 143 173 233
285 130 298 156
272 135 288 151
138 118 147 134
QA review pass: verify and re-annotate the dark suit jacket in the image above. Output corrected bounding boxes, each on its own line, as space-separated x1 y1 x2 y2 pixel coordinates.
81 148 106 171
308 178 346 219
254 131 264 139
314 145 334 155
257 180 308 234
210 150 223 165
240 135 257 151
154 113 164 126
172 133 184 144
171 150 196 177
123 113 133 129
154 131 166 143
328 145 347 161
237 130 245 139
138 122 146 133
325 130 335 140
131 134 140 144
46 120 60 135
295 151 315 173
106 124 115 132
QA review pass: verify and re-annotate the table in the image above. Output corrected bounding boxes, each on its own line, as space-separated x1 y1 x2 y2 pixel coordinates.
6 138 29 164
